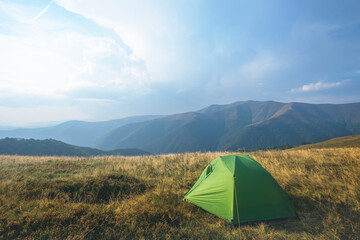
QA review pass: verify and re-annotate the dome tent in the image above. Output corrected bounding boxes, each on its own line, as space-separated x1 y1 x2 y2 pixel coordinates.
184 155 297 224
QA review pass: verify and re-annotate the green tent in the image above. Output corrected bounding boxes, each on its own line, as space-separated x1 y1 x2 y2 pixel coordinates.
184 154 296 224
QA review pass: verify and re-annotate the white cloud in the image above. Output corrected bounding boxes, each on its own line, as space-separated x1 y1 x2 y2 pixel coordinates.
0 1 152 124
0 5 148 99
0 0 358 126
55 0 189 83
291 79 349 93
71 35 149 94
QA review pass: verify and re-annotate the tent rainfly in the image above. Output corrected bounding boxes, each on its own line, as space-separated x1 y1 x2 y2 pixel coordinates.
183 154 297 224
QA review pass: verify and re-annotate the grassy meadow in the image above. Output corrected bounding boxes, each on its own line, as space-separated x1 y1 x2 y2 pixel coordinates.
0 148 359 239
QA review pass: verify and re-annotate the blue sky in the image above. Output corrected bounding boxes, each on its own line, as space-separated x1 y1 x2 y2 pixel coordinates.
0 0 359 126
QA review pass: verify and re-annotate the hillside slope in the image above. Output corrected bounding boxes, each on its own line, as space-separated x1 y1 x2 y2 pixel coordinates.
295 134 360 149
95 101 360 153
0 138 150 156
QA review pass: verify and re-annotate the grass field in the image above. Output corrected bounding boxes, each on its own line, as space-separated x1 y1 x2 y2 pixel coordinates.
0 148 359 239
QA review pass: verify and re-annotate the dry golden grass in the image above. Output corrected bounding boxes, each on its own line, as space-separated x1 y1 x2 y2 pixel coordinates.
0 148 359 239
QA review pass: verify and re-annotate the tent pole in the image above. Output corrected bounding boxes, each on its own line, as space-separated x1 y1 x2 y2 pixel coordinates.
234 176 241 240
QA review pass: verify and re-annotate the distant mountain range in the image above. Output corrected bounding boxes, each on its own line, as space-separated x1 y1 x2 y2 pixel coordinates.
1 101 360 154
94 101 360 153
0 115 161 147
0 138 150 156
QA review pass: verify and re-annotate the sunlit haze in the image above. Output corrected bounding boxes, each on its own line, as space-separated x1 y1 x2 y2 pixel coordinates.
1 0 360 126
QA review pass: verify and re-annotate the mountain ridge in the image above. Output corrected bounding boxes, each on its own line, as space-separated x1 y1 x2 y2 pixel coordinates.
0 138 150 156
0 115 162 147
1 100 359 154
95 101 360 153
